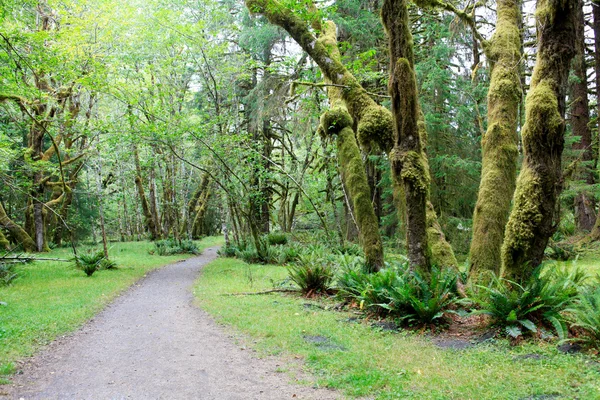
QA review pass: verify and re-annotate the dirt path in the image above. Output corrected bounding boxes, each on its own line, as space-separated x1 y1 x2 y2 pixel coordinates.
6 247 341 399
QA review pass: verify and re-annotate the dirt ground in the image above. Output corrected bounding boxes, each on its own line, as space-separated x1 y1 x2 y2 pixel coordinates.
4 247 342 399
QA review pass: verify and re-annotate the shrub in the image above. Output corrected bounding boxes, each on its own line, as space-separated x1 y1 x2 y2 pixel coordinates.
0 263 18 286
277 244 301 264
336 261 461 324
218 243 238 258
267 232 288 246
402 268 460 324
545 241 575 261
288 252 334 296
564 286 600 350
153 239 200 256
73 251 106 277
474 266 585 339
332 243 363 256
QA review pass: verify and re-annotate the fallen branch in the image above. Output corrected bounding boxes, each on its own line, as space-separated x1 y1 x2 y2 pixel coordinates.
222 288 300 296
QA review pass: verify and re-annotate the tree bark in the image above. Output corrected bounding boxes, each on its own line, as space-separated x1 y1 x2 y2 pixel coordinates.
502 0 577 281
589 0 600 239
469 0 522 277
570 0 594 231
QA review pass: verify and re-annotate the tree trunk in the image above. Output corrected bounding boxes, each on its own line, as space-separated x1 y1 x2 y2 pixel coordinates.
570 0 595 231
0 202 36 252
502 0 577 281
469 0 522 277
589 0 600 239
133 145 159 240
317 21 384 271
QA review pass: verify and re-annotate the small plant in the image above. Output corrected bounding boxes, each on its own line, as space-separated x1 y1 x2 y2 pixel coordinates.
564 286 600 350
402 268 460 324
218 243 239 258
288 252 333 296
267 232 288 246
545 241 575 261
332 243 363 256
0 263 18 286
73 251 106 277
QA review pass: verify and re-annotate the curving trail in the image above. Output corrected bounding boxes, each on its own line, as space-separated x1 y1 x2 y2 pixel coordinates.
6 247 341 400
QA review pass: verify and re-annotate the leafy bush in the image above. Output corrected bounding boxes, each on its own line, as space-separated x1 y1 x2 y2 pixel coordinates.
277 244 301 264
332 243 363 256
403 268 460 324
218 243 239 258
564 286 600 349
267 232 288 246
474 266 585 339
337 261 461 324
288 252 334 296
73 251 105 277
153 239 200 256
0 263 18 286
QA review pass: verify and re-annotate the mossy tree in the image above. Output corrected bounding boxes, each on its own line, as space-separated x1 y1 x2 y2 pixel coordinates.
317 21 384 271
413 0 522 277
501 0 577 281
245 0 457 269
382 0 431 269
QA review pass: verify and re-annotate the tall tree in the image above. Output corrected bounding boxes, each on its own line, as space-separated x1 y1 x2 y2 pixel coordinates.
501 0 577 281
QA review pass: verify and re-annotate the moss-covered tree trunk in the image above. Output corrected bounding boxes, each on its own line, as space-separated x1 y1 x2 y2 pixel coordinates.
468 0 522 277
320 102 384 271
382 0 430 269
571 0 595 231
0 202 36 252
317 22 384 271
0 230 9 250
191 174 212 239
501 0 577 281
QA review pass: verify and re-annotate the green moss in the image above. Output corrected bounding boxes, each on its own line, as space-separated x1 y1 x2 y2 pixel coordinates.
426 203 458 268
501 168 544 276
357 105 393 152
0 230 9 250
337 126 384 271
320 106 354 136
398 151 430 194
469 0 522 279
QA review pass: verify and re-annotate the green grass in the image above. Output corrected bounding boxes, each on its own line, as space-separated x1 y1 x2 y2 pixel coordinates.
556 253 600 277
195 258 600 399
0 236 223 380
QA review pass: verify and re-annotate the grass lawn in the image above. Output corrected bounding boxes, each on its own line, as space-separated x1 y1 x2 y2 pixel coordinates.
195 257 600 400
0 236 223 382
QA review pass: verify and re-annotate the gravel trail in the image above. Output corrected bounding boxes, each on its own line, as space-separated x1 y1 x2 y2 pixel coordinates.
6 247 340 400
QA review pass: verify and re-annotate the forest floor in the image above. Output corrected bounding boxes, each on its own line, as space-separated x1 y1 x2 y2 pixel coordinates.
3 247 341 399
195 257 600 400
